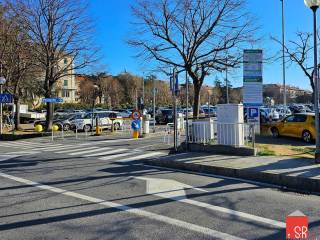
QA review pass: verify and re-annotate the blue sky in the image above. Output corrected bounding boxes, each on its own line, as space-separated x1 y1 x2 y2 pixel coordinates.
88 0 315 90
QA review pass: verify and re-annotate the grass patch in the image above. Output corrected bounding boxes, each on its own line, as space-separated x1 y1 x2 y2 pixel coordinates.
291 147 315 155
257 146 276 156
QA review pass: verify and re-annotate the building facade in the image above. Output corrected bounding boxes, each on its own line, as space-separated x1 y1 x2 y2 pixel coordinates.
53 57 77 103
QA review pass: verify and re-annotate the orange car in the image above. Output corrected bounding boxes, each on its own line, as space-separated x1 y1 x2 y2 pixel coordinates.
270 113 316 143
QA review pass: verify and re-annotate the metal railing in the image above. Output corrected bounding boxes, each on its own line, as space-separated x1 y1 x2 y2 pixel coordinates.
187 120 254 147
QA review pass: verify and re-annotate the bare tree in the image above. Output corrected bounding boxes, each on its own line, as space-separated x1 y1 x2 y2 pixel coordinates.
0 4 39 130
8 0 97 130
129 0 256 116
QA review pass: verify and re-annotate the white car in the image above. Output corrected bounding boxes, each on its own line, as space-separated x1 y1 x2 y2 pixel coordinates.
71 111 123 132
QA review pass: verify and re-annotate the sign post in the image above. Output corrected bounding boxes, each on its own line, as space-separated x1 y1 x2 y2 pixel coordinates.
243 49 263 135
131 110 142 138
42 98 64 140
0 93 12 135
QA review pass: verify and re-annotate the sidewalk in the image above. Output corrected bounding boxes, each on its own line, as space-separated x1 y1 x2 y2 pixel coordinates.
143 153 320 194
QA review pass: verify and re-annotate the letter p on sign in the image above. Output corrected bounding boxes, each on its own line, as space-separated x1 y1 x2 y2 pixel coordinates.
286 211 308 239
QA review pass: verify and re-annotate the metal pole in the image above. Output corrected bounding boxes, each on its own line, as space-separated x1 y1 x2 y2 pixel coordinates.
91 99 94 136
142 76 145 104
185 72 189 151
173 70 177 152
281 0 287 107
0 84 3 135
207 93 210 118
226 59 229 104
312 6 320 163
153 78 156 133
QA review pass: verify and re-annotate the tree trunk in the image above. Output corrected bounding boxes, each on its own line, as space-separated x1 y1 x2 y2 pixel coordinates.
46 102 53 131
14 98 21 131
193 84 201 118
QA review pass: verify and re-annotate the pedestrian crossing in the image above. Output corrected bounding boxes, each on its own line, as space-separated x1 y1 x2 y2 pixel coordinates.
0 140 167 163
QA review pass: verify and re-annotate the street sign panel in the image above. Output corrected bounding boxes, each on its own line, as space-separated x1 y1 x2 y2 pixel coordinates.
243 49 263 106
132 110 141 120
0 93 13 103
42 98 64 103
247 107 260 123
131 120 141 130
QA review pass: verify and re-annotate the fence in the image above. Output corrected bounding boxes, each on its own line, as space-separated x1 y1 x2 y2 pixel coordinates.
187 121 253 147
163 118 255 148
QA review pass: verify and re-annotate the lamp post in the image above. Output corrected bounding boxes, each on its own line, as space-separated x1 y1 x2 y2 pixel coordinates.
304 0 320 163
0 77 6 135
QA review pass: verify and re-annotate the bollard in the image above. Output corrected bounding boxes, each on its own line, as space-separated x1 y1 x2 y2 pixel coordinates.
143 114 150 136
111 119 114 133
133 130 139 139
95 118 102 136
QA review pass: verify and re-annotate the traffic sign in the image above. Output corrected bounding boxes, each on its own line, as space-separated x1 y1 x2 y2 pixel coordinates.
247 106 260 123
42 98 64 103
131 120 141 131
132 110 141 120
0 93 13 103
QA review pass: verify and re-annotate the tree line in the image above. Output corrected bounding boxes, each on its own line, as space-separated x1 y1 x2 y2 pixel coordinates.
76 72 243 109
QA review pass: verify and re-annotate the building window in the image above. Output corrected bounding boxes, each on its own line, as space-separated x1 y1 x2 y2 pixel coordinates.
64 80 68 87
63 90 70 98
64 58 68 64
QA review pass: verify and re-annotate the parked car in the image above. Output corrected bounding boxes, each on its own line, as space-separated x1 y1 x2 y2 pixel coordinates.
276 107 291 119
70 111 123 132
55 114 86 131
155 109 173 124
201 106 217 117
113 109 132 118
270 113 315 143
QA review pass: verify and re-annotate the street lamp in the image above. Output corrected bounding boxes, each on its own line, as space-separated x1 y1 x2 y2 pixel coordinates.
0 77 6 135
304 0 320 163
281 0 287 107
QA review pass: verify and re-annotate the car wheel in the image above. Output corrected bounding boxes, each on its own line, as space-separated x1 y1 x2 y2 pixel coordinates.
63 124 71 131
113 122 121 130
302 130 312 143
271 127 280 138
83 124 91 132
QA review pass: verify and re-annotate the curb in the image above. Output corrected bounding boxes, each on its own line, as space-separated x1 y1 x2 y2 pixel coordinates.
143 158 320 194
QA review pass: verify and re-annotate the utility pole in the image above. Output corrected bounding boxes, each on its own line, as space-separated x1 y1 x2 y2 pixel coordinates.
281 0 287 107
153 77 156 133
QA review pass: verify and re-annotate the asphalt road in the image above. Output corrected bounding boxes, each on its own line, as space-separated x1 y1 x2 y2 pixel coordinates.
0 135 320 240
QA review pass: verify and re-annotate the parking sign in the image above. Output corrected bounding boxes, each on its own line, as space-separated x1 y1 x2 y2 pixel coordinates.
248 107 260 123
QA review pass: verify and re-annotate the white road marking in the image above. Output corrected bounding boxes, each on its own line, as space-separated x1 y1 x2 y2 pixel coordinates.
99 152 133 160
117 152 164 163
56 147 99 154
84 148 128 157
136 177 286 229
68 147 112 156
10 141 49 147
0 172 245 240
99 138 140 143
38 145 78 151
0 142 36 149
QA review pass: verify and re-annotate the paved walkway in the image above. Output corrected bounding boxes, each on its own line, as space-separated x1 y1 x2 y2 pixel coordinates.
144 153 320 194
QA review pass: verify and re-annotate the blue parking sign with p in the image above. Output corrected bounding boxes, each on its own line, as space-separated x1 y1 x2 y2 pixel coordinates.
248 107 260 123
